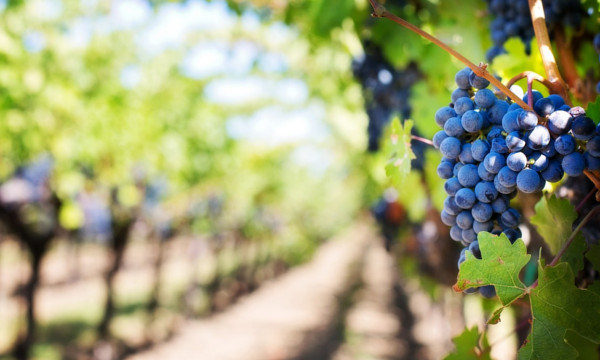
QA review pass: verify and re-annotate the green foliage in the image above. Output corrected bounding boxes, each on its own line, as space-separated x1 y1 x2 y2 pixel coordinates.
444 326 492 360
385 117 416 187
519 263 600 360
586 96 600 124
454 232 530 306
530 195 578 256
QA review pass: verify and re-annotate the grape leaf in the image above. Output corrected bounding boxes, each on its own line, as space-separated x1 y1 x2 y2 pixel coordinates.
454 232 530 306
385 118 415 186
518 263 600 360
561 232 586 274
530 195 578 256
585 244 600 271
444 326 492 360
585 96 600 125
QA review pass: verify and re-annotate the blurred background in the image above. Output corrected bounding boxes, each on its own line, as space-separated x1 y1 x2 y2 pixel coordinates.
2 0 595 359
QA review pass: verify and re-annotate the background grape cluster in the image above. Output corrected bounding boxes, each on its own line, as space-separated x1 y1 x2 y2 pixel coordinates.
435 67 600 297
484 0 586 61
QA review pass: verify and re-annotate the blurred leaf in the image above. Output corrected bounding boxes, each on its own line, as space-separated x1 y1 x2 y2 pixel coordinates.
444 326 492 360
385 117 415 186
530 195 578 256
586 96 600 124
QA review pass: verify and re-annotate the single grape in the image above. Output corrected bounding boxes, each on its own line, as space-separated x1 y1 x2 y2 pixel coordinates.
432 130 448 149
502 110 521 133
473 220 493 233
441 210 457 226
455 188 477 209
479 285 496 298
541 160 564 182
455 67 472 90
455 97 475 116
506 152 527 171
474 88 496 109
461 110 484 133
483 151 506 174
528 152 549 172
472 202 493 222
547 110 572 135
534 97 555 116
501 208 521 228
475 181 498 203
469 71 490 89
450 225 463 241
527 125 550 150
506 131 526 151
457 210 475 230
471 139 491 161
488 100 509 125
584 152 600 171
516 168 540 193
571 116 595 141
444 177 463 196
462 228 477 244
435 106 457 128
561 152 585 176
547 94 565 108
451 88 471 103
554 134 576 155
497 166 518 187
437 160 455 179
444 196 462 215
587 136 600 157
440 137 462 159
491 195 509 213
459 143 475 164
444 116 464 137
478 162 496 181
503 228 522 243
517 110 537 130
494 175 516 194
458 164 480 187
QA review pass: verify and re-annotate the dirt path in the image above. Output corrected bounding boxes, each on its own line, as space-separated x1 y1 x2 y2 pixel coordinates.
127 223 373 360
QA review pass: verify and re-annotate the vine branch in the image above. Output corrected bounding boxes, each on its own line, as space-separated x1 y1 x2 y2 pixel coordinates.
527 0 571 104
367 0 535 112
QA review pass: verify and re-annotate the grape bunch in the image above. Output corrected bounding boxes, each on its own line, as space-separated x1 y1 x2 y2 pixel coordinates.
435 66 600 297
484 0 586 61
352 41 420 152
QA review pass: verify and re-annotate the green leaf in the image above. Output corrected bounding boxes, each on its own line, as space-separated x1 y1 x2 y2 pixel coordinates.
454 232 530 306
585 96 600 125
444 326 492 360
385 118 415 186
530 195 578 256
561 233 586 274
585 244 600 271
518 263 600 360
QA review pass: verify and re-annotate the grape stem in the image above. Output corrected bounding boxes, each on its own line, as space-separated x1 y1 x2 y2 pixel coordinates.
367 0 535 112
411 135 434 147
527 0 571 104
505 71 554 95
554 26 582 103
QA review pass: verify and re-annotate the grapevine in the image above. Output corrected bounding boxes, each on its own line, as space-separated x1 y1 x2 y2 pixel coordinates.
368 0 600 357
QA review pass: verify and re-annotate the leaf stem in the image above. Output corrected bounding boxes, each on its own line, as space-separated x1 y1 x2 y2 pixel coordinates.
367 0 534 112
411 135 434 147
505 71 554 94
527 0 570 103
549 204 600 267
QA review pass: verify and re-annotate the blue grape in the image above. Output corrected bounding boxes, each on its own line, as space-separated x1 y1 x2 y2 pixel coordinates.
458 164 480 187
501 208 521 228
569 106 586 118
435 106 457 128
497 166 518 187
474 88 496 109
472 202 493 222
516 168 540 193
444 116 464 137
547 110 572 135
534 97 555 116
585 152 600 171
478 162 496 181
487 126 504 141
457 210 474 229
541 160 564 182
455 67 472 89
528 152 549 172
494 175 516 194
503 228 522 243
522 90 543 105
471 139 491 161
461 110 484 133
488 100 509 125
473 220 493 233
459 143 475 164
440 137 461 159
453 162 465 177
450 225 463 241
468 240 481 258
491 195 509 213
571 116 596 141
506 131 526 151
475 181 498 203
491 137 509 154
561 152 585 176
479 285 496 298
462 228 477 244
444 177 463 196
527 125 550 150
455 97 475 116
554 134 576 155
444 196 462 215
502 110 521 133
506 152 527 171
452 88 471 103
469 71 490 89
455 188 477 209
587 136 600 157
483 151 506 174
540 138 556 157
432 130 448 149
517 110 537 130
441 210 457 226
437 159 455 179
547 94 565 108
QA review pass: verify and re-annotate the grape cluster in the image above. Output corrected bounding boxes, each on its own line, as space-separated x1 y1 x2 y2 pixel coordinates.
435 67 600 297
352 42 420 152
484 0 586 61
